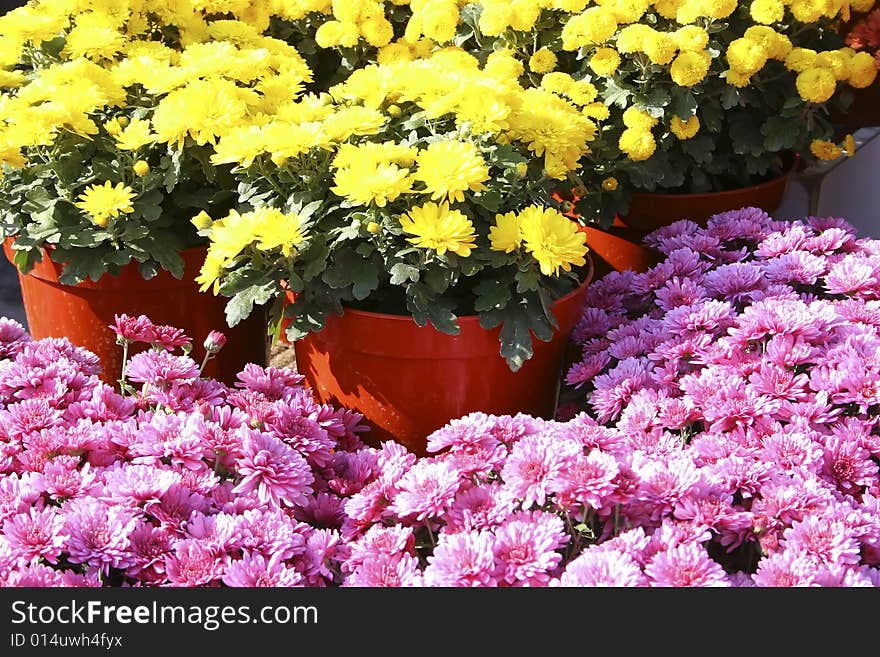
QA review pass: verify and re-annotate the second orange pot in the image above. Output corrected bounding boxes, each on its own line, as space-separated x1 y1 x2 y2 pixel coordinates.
293 260 594 455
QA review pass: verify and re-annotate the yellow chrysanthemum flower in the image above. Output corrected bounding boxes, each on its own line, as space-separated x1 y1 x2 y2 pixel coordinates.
674 26 709 52
489 211 522 253
74 181 136 228
332 161 414 207
582 102 611 121
413 140 490 203
400 202 476 257
566 80 598 106
529 48 558 74
744 26 791 61
622 107 657 130
784 48 818 73
727 38 769 76
849 51 879 89
670 51 711 87
810 139 843 161
315 20 361 48
251 206 306 257
796 67 837 103
0 70 25 88
750 0 785 24
644 31 678 66
63 15 125 61
589 48 621 76
670 114 700 139
541 72 575 95
618 128 656 161
114 118 154 151
518 205 588 276
561 8 618 51
616 24 654 54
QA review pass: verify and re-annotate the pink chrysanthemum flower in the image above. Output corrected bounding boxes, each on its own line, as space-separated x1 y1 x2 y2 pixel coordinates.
344 552 423 587
654 277 707 311
551 448 619 512
824 254 880 296
3 504 68 565
643 542 729 587
500 433 576 509
763 251 827 286
390 460 462 521
631 457 701 524
554 548 646 587
223 551 303 587
703 262 768 304
758 430 824 473
232 429 314 508
0 318 31 360
164 539 224 587
426 412 500 454
33 458 97 501
101 463 183 505
424 530 497 587
64 497 138 573
265 400 335 468
566 353 612 389
781 515 862 566
149 324 192 351
444 483 516 533
751 550 820 587
235 364 305 401
126 522 175 582
345 525 415 572
126 350 200 386
2 397 65 436
491 511 567 586
820 434 878 496
644 219 702 253
590 357 655 423
109 314 156 344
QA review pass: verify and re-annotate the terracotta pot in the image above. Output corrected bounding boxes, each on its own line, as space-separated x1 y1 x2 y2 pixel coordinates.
577 221 662 279
621 154 798 232
3 239 269 386
293 258 594 456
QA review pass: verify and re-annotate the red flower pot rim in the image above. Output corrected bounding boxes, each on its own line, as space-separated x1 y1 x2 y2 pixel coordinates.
329 257 594 325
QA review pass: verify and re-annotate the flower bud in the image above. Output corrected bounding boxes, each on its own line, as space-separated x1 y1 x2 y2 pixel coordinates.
117 116 129 128
601 177 618 191
387 104 402 117
366 221 380 234
203 330 227 354
133 160 150 177
515 162 528 178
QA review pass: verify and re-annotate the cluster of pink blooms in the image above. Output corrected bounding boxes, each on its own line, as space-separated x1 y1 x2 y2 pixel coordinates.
2 206 880 587
0 314 372 587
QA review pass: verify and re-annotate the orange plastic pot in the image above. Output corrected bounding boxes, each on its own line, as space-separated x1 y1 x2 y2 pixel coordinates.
621 155 798 232
577 221 661 279
3 239 269 386
293 259 594 456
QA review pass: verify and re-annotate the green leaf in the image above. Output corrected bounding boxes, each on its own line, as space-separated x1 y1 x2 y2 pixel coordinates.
601 79 631 109
761 116 799 152
389 262 420 285
474 277 512 312
499 306 534 372
225 283 276 327
670 89 698 120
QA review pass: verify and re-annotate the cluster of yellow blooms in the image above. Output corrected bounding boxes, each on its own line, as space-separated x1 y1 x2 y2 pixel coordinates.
197 47 595 289
2 0 877 296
